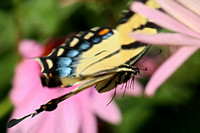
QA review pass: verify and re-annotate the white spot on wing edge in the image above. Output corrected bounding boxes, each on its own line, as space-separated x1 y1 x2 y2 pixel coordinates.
46 59 53 69
70 38 79 47
76 31 84 37
57 48 65 56
90 27 100 31
84 32 94 40
34 57 44 72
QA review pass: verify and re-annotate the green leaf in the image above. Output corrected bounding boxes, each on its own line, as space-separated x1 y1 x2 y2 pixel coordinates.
0 10 17 55
18 0 82 40
0 96 13 119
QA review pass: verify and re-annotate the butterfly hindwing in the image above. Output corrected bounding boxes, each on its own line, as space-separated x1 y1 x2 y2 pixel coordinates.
95 71 131 93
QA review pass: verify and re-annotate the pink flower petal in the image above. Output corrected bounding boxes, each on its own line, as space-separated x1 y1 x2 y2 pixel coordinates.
12 93 80 133
145 47 198 96
130 2 200 38
131 33 200 46
156 0 200 34
81 108 97 133
90 88 121 124
47 91 81 133
10 60 43 106
9 85 82 133
177 0 200 16
78 90 97 133
19 40 44 58
138 56 159 76
8 90 51 133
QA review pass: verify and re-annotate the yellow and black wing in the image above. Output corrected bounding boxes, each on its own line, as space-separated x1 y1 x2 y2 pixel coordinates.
117 0 160 65
36 27 123 87
95 0 160 93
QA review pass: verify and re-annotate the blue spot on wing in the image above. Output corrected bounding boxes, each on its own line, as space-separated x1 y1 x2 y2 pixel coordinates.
92 37 101 44
102 32 113 39
56 67 72 77
79 41 90 50
67 50 79 57
57 57 72 67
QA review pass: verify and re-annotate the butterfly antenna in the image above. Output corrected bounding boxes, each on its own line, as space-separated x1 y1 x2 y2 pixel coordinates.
139 67 147 71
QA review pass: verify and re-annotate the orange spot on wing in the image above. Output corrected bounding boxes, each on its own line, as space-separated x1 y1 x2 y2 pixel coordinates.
99 29 110 36
49 73 53 78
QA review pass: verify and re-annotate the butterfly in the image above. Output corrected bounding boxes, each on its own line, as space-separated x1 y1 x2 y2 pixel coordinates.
7 0 160 128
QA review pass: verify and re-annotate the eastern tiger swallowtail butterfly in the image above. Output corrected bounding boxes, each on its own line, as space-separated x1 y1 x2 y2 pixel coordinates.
7 0 160 128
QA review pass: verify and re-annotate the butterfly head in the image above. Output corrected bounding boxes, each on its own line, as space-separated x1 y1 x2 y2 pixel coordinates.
132 67 140 76
118 64 140 77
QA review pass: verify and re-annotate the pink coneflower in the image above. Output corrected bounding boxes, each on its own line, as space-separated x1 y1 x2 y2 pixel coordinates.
8 39 143 133
130 0 200 96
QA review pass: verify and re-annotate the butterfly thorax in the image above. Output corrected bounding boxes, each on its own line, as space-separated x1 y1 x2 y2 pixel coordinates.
113 64 140 84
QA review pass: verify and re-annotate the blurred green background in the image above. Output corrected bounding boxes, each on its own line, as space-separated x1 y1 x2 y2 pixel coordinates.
1 0 200 133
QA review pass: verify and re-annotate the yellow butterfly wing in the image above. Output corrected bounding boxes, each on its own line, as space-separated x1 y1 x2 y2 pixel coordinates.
117 0 160 65
95 0 160 93
36 27 124 87
73 27 122 76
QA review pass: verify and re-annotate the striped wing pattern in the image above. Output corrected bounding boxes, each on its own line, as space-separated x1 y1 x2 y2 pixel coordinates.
37 27 123 87
95 0 160 92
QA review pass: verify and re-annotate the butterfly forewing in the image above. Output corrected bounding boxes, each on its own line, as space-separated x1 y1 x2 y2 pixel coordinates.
94 0 160 92
36 27 125 87
116 0 160 66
